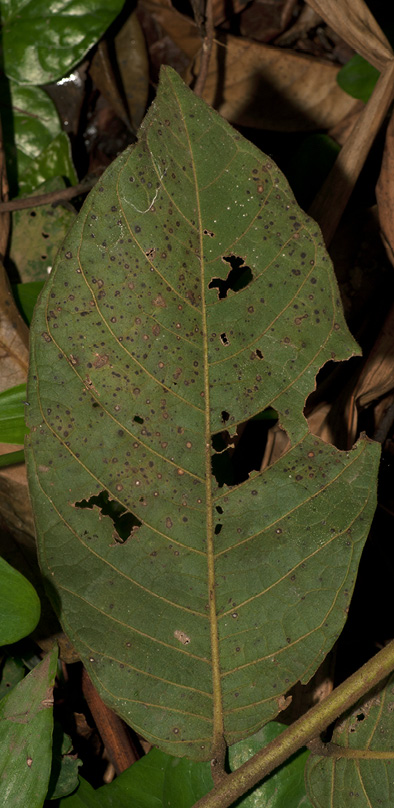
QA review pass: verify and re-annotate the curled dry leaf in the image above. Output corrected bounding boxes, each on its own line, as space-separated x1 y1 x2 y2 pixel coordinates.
376 109 394 265
198 35 358 131
0 264 29 392
305 0 393 70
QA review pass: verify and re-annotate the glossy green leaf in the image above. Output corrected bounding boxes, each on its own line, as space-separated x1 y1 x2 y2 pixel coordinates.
1 0 126 85
0 657 26 700
0 82 77 195
8 177 76 282
26 66 380 761
305 672 394 808
337 54 380 103
0 646 57 807
0 383 28 444
229 722 312 808
0 556 40 645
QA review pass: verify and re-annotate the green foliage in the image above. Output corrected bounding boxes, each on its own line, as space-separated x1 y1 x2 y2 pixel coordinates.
46 723 82 800
26 67 380 761
0 657 26 700
0 383 28 444
0 82 77 196
1 0 125 85
12 282 46 325
0 556 41 644
9 179 76 282
305 672 394 807
337 54 380 103
0 647 58 807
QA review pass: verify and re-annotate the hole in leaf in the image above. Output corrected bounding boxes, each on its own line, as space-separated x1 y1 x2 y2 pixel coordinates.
208 255 253 299
203 229 215 237
211 408 280 487
74 490 141 542
220 333 230 346
214 524 222 535
133 415 144 424
255 349 264 359
216 506 223 514
221 410 229 423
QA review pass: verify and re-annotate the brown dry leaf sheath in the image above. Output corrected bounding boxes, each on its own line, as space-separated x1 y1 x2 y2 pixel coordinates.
305 0 393 70
376 109 394 264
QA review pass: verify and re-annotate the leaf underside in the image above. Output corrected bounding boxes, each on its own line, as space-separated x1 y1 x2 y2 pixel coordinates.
26 67 379 760
306 673 394 808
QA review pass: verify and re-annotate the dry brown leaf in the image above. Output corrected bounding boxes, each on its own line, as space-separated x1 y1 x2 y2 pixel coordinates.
0 263 29 391
137 0 201 79
115 10 149 131
0 448 34 546
198 35 358 130
309 60 394 246
305 0 393 70
212 0 249 27
376 109 394 265
238 0 297 43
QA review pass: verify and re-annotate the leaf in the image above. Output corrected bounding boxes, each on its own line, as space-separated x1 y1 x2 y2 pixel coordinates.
337 54 380 103
1 0 125 86
0 82 77 196
0 449 25 468
0 383 28 444
58 747 213 808
229 722 313 808
0 657 26 700
26 66 380 761
0 556 41 644
46 723 82 800
198 36 358 131
305 672 394 808
8 178 76 282
12 282 45 326
58 724 311 808
0 646 58 807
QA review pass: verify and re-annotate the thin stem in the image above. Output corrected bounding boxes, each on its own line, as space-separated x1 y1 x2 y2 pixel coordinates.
192 640 394 808
194 0 214 98
0 179 97 213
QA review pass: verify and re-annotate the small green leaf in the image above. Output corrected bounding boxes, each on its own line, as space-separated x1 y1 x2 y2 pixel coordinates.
1 0 126 85
0 449 25 468
305 672 394 808
12 282 45 325
0 557 40 645
337 54 380 103
46 723 82 800
229 722 313 807
0 81 77 195
0 657 26 700
8 177 76 283
0 383 28 445
0 646 58 807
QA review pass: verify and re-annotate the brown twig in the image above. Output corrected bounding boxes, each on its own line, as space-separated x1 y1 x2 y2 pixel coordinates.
0 179 97 213
81 667 142 775
194 0 214 97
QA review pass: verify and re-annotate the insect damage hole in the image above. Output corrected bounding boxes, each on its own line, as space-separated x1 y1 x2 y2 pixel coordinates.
174 630 190 645
74 490 141 542
208 255 253 299
220 333 230 346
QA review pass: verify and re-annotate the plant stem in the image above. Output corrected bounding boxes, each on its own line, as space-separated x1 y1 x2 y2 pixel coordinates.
0 179 97 212
194 0 214 97
192 640 394 808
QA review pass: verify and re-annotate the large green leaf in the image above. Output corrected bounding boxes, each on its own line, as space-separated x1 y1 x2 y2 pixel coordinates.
26 67 380 761
0 646 58 807
1 0 125 85
305 673 394 808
